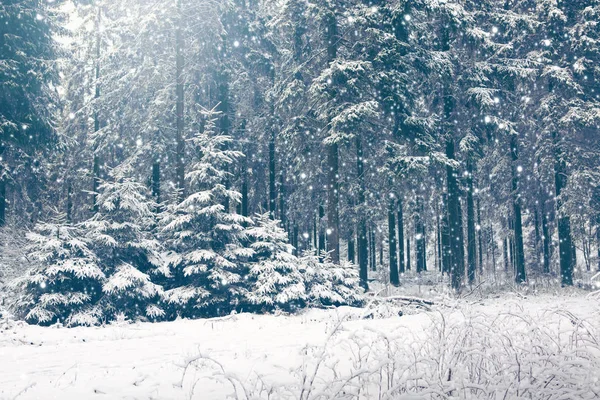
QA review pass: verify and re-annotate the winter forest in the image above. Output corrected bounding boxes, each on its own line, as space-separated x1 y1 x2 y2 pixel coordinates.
1 0 600 398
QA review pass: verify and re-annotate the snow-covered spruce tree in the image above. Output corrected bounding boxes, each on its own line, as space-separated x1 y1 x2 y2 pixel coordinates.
15 220 105 326
160 106 252 319
243 213 306 312
300 252 364 308
83 174 165 322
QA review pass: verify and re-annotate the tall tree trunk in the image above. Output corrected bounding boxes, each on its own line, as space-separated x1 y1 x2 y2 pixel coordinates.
356 136 368 288
415 198 426 273
279 171 286 227
477 197 483 273
269 129 276 218
406 235 411 271
542 203 551 273
92 7 101 213
348 228 355 263
534 204 541 269
441 193 451 274
503 236 509 272
466 158 477 285
446 139 464 291
437 209 442 272
553 131 573 285
175 0 185 201
327 144 340 263
596 214 600 271
293 222 299 256
370 224 377 271
318 204 326 258
324 9 340 264
0 177 6 226
397 197 405 274
510 134 526 284
389 198 399 286
218 69 231 212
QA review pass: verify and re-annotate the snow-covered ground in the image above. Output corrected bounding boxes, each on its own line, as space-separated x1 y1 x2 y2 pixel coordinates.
2 291 600 399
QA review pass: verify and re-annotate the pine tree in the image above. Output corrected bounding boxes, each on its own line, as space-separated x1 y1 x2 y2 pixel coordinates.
244 213 306 312
84 174 165 321
160 107 252 318
16 221 105 326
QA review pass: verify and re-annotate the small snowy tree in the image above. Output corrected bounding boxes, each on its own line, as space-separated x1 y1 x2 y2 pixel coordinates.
244 213 306 312
300 252 364 308
15 220 105 326
84 175 165 322
160 106 253 318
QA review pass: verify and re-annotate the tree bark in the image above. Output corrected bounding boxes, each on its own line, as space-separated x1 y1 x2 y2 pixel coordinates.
415 198 426 273
510 134 526 284
389 198 399 286
466 158 477 285
446 139 464 291
406 235 411 271
553 131 573 285
477 197 483 273
398 198 405 273
356 136 368 288
175 0 185 201
269 130 276 218
348 228 355 263
92 7 101 212
327 143 340 263
542 203 551 273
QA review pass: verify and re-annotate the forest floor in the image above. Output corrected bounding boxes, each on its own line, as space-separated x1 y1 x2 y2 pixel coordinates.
1 286 599 399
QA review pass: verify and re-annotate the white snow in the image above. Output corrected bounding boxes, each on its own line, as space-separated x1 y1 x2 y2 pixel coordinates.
1 292 599 399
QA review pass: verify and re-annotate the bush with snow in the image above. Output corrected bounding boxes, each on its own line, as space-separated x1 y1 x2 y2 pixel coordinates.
300 252 364 308
13 221 105 326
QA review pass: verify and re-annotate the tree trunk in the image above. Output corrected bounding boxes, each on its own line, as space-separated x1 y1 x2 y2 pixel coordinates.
477 197 483 273
175 0 185 201
92 8 101 212
415 198 426 273
446 139 464 291
389 199 399 286
553 131 573 285
542 204 551 273
324 9 340 264
397 198 405 274
466 158 477 285
348 228 355 263
406 235 411 271
152 161 161 211
441 194 451 274
318 204 325 258
356 136 368 288
437 209 442 272
327 143 340 263
0 177 6 226
503 236 509 272
279 171 286 227
510 134 526 284
269 130 276 218
597 214 600 271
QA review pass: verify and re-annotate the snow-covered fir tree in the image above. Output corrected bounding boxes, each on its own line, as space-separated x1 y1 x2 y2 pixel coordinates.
300 252 364 308
159 107 252 318
15 220 105 326
83 173 164 322
244 213 306 312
